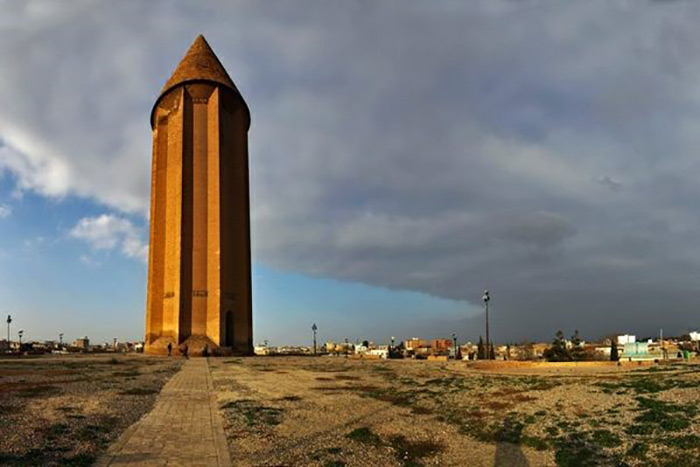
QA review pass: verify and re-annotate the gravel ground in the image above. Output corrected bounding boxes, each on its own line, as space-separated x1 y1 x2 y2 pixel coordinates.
0 354 181 466
209 357 700 467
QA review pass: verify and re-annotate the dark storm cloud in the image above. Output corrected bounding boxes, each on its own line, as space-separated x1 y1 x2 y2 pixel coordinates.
2 1 700 341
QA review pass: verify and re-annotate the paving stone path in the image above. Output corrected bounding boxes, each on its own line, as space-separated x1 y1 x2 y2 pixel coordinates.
97 359 231 467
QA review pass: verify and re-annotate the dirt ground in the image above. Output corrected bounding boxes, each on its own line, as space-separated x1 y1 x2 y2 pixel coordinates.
209 357 700 467
0 354 181 466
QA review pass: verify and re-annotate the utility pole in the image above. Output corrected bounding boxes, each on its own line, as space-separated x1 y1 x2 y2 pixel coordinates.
661 328 666 360
482 290 491 359
6 314 11 345
452 333 458 360
312 323 317 355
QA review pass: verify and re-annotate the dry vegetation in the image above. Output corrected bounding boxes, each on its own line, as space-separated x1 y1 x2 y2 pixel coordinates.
0 354 181 466
210 357 700 467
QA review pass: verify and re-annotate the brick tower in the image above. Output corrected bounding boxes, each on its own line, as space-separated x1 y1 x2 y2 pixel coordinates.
145 35 252 356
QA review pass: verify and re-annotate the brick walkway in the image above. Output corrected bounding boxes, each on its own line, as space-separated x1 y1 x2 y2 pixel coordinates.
97 359 231 467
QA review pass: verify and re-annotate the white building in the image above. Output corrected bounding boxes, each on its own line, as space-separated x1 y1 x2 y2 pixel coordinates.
689 331 700 342
617 335 636 345
367 348 388 359
354 345 368 354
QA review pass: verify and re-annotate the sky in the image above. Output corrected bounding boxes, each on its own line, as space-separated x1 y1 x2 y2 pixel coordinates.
1 0 700 346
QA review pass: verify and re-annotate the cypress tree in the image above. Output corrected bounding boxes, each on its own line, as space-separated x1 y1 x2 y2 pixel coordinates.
610 339 619 362
477 336 485 360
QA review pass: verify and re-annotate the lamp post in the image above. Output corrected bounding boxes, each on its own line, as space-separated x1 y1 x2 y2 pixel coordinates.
312 323 318 355
452 333 458 360
482 290 491 360
18 329 23 352
59 333 63 347
6 314 11 346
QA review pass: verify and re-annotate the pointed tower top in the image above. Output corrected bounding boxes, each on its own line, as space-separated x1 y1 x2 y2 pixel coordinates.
152 35 250 129
160 35 239 96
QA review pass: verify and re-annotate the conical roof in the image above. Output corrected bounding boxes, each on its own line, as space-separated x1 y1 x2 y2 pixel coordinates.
151 35 249 128
160 35 239 96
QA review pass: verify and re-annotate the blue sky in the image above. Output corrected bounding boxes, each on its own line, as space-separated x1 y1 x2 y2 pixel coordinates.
3 1 700 345
0 163 474 345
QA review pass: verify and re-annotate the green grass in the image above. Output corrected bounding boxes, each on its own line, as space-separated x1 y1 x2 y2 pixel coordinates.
626 442 649 459
552 432 605 467
16 384 60 398
359 387 416 407
221 400 284 427
120 387 159 396
590 429 622 448
633 396 695 432
660 434 700 450
389 435 443 467
346 427 382 446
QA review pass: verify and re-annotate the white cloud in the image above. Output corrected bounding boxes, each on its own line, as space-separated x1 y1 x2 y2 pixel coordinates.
0 203 11 219
69 214 148 262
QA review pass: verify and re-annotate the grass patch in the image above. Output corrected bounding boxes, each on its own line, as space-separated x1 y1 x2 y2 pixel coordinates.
660 434 700 450
346 427 382 446
334 374 360 381
120 387 159 396
389 435 443 466
626 442 649 459
597 376 700 394
277 395 302 402
633 396 695 432
45 422 69 438
411 406 434 415
221 400 284 427
590 429 621 448
360 387 416 407
553 432 606 467
76 423 114 444
17 384 59 398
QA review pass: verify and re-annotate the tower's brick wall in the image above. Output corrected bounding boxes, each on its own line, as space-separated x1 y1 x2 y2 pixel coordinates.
145 37 252 356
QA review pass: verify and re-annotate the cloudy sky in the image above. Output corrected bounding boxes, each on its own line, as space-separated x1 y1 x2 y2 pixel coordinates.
1 0 700 346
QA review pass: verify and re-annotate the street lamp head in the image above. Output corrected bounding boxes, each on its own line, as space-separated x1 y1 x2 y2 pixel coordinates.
312 323 317 331
482 290 490 303
6 315 11 324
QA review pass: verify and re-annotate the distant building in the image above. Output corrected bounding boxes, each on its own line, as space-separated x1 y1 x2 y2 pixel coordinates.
254 344 269 356
354 344 368 354
431 339 452 350
689 331 700 342
73 337 90 350
367 348 388 359
622 342 652 361
405 338 426 351
617 335 635 345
